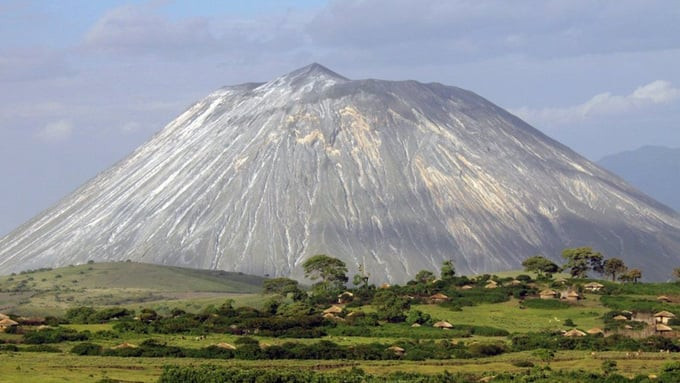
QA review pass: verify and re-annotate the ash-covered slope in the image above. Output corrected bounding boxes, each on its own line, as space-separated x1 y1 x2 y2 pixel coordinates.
2 64 680 281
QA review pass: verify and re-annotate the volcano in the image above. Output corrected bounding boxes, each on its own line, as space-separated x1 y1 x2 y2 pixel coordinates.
2 64 680 282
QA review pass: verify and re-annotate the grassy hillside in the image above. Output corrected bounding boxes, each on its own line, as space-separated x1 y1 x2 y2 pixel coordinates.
0 262 267 316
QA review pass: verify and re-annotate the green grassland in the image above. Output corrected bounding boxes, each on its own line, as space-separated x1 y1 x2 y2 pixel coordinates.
415 295 609 333
0 262 267 316
1 349 678 383
1 262 680 382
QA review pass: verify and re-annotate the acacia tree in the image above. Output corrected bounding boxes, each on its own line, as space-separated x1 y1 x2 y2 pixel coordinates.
352 263 371 290
522 255 560 278
620 268 642 283
674 267 680 281
302 254 348 291
603 258 627 281
440 260 456 281
561 247 604 278
414 270 436 284
262 277 304 300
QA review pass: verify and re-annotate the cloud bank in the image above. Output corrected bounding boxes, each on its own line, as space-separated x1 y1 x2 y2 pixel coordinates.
511 81 680 127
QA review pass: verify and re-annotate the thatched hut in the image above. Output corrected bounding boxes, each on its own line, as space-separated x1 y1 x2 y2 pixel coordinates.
612 315 628 321
587 327 604 335
428 293 449 304
337 291 354 304
656 324 673 332
657 295 672 303
563 329 586 337
561 290 581 302
323 305 344 315
433 321 454 329
485 280 498 289
584 282 604 292
654 311 676 324
461 285 473 290
539 289 558 299
0 318 18 332
387 345 405 356
214 342 236 350
411 323 421 328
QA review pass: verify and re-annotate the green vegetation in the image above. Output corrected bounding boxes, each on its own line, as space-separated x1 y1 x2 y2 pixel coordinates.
1 251 680 382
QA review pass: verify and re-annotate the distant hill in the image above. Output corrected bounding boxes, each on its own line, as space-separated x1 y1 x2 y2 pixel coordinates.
0 262 267 316
0 261 266 293
598 146 680 212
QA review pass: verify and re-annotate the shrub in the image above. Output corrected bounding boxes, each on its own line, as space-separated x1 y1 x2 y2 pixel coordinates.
23 327 89 344
468 343 506 357
24 345 61 352
71 342 103 356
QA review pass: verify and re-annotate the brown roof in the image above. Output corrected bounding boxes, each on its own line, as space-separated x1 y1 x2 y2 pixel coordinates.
624 325 633 330
587 327 604 335
657 296 672 302
563 329 586 337
433 321 454 328
654 311 676 318
656 324 673 332
0 313 9 320
461 285 473 290
485 281 498 289
213 342 236 350
584 282 604 288
323 305 343 314
387 345 405 352
430 293 449 300
0 318 18 326
111 342 138 349
540 289 557 295
613 315 628 321
411 323 421 327
567 291 581 297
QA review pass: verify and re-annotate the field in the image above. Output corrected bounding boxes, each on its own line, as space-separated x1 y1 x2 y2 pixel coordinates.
1 262 679 383
1 350 679 383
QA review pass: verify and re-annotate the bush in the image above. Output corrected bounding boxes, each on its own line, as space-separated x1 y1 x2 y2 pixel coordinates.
23 344 61 352
23 327 89 344
71 342 103 356
468 343 506 357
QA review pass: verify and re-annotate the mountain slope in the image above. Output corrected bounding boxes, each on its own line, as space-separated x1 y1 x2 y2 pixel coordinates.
1 64 680 281
598 146 680 212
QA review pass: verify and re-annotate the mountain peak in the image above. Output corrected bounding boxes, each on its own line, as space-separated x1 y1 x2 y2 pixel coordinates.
264 63 349 90
2 67 680 282
291 63 348 80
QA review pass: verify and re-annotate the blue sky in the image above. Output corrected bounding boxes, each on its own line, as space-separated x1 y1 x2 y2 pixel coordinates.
1 0 679 235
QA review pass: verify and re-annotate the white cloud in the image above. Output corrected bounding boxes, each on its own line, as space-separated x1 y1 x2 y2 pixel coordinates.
35 120 73 141
511 80 680 127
